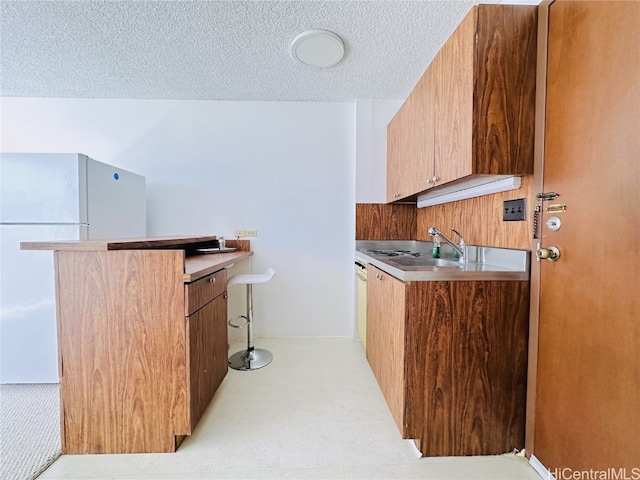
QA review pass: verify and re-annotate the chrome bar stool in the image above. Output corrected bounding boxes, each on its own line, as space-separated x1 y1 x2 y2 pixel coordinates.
227 267 275 371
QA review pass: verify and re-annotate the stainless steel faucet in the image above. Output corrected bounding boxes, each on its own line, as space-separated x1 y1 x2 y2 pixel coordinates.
428 227 466 262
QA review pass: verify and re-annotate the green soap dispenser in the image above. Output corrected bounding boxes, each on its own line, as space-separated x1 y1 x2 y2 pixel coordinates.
432 237 441 258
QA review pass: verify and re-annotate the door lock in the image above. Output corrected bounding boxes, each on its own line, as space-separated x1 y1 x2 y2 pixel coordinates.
537 246 561 262
536 192 560 202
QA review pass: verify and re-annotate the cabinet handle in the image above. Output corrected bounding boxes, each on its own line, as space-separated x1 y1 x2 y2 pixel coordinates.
376 273 384 280
208 277 216 283
426 179 433 184
432 176 439 183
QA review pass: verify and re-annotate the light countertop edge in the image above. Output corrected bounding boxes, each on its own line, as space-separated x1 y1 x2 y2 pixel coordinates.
184 251 253 282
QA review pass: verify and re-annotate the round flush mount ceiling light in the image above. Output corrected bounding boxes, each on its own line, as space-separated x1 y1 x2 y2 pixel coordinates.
291 30 345 68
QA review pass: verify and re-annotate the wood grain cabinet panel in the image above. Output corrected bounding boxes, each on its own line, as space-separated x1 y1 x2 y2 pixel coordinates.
187 293 228 430
386 5 537 202
366 264 530 457
387 70 434 201
52 244 234 453
366 265 407 434
434 10 474 185
355 204 417 241
56 250 189 454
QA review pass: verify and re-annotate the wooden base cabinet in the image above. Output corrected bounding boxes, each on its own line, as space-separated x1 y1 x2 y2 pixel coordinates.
366 265 529 457
185 269 228 433
21 236 252 454
366 266 408 435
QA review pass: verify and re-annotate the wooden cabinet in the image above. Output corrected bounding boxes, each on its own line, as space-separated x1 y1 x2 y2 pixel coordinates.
22 236 252 454
387 71 434 201
185 269 228 431
366 265 407 434
433 12 474 186
387 5 537 202
366 264 530 457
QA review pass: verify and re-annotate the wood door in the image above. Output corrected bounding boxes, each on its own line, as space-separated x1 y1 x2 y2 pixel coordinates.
434 6 475 186
187 294 228 430
387 74 433 202
413 60 437 193
407 280 529 457
386 98 410 201
366 265 407 434
209 295 228 394
474 5 537 176
534 0 640 471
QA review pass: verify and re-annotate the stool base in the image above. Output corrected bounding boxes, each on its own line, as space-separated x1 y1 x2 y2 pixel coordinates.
228 348 273 371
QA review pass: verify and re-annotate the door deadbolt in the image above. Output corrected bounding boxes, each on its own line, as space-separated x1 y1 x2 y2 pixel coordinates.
537 246 561 262
546 216 562 231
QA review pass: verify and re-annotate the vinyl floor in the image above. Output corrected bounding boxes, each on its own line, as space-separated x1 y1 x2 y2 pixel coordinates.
38 337 542 480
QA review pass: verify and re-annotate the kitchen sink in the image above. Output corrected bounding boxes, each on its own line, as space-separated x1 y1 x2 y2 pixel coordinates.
385 256 463 269
356 240 530 281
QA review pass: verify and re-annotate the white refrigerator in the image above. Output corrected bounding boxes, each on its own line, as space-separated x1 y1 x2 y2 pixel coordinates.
0 153 146 383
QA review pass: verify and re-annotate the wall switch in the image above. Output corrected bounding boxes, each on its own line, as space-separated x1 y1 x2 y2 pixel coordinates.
503 198 526 221
246 229 257 237
234 229 247 238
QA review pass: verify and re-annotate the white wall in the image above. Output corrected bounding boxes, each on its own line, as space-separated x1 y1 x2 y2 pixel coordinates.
355 99 402 203
1 97 356 338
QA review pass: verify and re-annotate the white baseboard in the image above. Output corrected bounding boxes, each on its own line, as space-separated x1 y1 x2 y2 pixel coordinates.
530 454 554 480
405 439 422 458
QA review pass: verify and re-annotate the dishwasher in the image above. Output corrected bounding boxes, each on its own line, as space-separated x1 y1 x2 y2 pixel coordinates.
355 258 367 348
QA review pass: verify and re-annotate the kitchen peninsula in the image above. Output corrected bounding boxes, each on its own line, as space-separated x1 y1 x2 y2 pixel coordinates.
21 236 252 454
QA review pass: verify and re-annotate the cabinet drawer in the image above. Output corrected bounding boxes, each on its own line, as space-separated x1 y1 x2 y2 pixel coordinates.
185 269 227 316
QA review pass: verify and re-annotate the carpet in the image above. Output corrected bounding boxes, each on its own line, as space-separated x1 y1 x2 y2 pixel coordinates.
0 384 61 480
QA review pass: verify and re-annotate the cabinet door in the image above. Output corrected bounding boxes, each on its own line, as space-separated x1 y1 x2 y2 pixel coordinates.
387 71 434 202
434 6 475 185
386 100 409 202
187 293 228 429
365 265 407 434
414 63 437 191
474 5 537 175
407 280 528 457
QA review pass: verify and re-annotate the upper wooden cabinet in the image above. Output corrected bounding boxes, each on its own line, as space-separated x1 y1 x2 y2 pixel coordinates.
387 61 436 202
387 5 537 203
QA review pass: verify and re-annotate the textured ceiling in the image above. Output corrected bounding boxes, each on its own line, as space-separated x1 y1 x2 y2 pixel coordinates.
1 0 525 102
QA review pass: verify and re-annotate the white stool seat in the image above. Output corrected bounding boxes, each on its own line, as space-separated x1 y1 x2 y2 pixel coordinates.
227 267 275 371
228 267 275 286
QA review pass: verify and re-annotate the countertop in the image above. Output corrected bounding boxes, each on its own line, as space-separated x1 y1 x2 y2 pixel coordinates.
21 235 253 283
184 250 252 282
20 235 219 251
356 240 530 282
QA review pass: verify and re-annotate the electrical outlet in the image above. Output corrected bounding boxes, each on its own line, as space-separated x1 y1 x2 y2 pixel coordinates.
234 229 247 238
503 198 526 221
245 229 257 237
